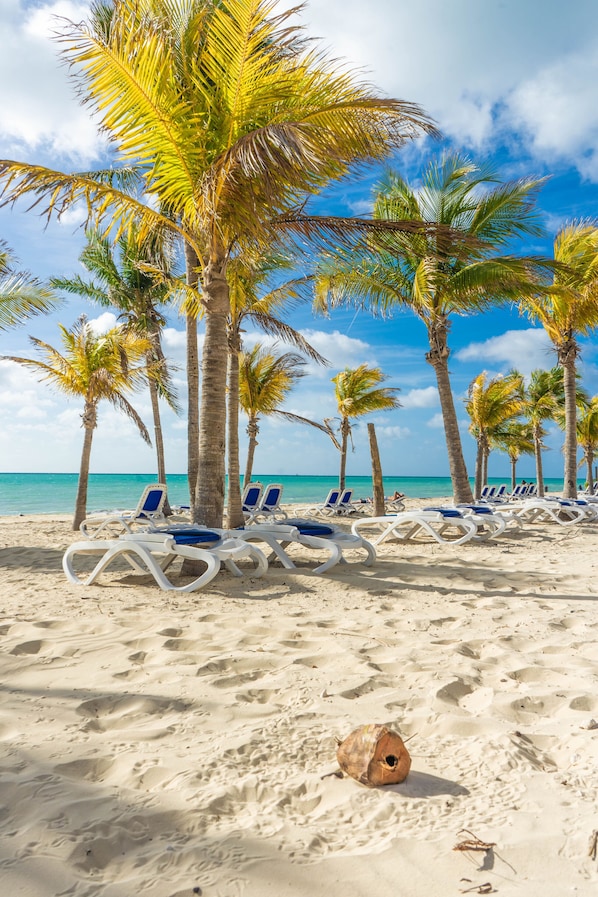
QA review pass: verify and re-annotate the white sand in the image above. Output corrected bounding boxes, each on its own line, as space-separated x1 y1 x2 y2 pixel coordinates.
1 507 598 896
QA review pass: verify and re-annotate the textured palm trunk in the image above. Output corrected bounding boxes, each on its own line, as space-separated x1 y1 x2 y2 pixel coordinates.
184 243 200 512
367 423 385 516
533 423 545 497
482 447 489 488
510 457 517 491
474 439 484 499
195 254 229 527
73 402 96 530
226 332 244 528
147 347 171 516
586 449 595 494
426 320 473 504
244 417 259 487
339 417 350 491
560 343 579 499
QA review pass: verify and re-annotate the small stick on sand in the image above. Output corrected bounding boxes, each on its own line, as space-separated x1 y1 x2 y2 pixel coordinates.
454 830 497 852
588 829 598 861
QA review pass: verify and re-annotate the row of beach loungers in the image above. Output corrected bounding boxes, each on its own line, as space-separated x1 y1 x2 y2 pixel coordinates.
64 481 598 594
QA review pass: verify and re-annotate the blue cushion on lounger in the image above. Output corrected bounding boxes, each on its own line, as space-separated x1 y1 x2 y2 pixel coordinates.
423 507 462 518
283 518 335 536
166 529 222 545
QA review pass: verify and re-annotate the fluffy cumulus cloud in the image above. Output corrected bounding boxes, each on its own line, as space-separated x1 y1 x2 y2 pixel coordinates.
0 1 102 162
400 386 438 409
455 328 554 377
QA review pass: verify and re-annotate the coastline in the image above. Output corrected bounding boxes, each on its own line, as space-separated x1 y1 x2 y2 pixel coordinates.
1 509 597 895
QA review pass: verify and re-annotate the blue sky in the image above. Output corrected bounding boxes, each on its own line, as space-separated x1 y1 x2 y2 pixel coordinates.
1 0 598 481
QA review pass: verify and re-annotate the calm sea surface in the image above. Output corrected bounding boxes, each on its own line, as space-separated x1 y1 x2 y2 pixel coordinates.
0 472 567 516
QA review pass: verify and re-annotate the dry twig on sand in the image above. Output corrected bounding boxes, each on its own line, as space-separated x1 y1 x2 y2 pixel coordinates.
588 829 598 861
453 830 497 852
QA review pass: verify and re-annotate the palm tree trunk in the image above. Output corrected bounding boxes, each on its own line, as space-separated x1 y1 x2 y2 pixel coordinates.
339 417 350 491
533 424 545 497
226 331 244 528
482 447 489 489
427 323 473 503
195 254 229 527
244 417 259 486
560 344 579 498
474 439 484 499
73 403 96 530
586 448 594 494
510 456 517 490
147 352 172 515
367 423 385 516
184 243 200 512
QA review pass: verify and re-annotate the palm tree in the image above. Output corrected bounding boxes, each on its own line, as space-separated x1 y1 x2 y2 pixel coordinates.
326 364 401 490
520 222 598 498
491 421 535 490
522 367 566 497
0 239 57 330
577 396 598 494
0 0 436 527
51 228 180 511
3 317 151 529
314 154 548 503
465 370 524 498
239 343 309 485
226 250 326 526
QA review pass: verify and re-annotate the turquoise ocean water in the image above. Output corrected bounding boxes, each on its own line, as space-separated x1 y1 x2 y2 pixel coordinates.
0 472 567 516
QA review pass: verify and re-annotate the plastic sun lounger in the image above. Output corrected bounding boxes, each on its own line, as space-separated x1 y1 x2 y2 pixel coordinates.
295 488 341 518
79 483 169 539
152 520 376 575
251 483 288 522
451 504 512 539
507 497 590 526
241 481 264 523
63 530 268 592
351 507 478 547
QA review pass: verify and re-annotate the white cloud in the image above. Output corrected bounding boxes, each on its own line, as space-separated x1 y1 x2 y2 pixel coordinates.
88 312 118 334
401 385 438 409
427 413 445 429
455 328 554 376
0 2 103 163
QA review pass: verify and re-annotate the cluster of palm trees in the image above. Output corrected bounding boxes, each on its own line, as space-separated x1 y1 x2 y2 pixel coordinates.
1 1 598 529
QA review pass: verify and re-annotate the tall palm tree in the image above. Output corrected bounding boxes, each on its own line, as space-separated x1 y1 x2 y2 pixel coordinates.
0 239 57 331
522 367 566 497
313 154 548 503
226 250 326 526
3 317 151 529
491 420 535 490
520 222 598 497
577 396 598 494
465 370 524 498
239 343 309 485
327 364 400 490
0 0 436 527
51 228 180 508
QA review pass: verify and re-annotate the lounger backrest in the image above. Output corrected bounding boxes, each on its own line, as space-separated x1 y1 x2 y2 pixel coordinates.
338 488 353 505
261 483 283 511
323 489 340 508
136 484 167 518
494 485 507 499
242 482 263 510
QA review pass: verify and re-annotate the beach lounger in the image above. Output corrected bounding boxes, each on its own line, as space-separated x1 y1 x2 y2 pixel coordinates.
351 507 478 547
250 482 287 522
452 504 512 538
241 481 264 523
79 483 169 539
63 530 268 592
152 519 376 575
508 497 589 526
335 488 357 515
295 488 341 517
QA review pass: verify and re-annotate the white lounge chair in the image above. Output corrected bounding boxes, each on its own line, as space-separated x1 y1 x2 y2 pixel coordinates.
251 482 287 522
241 481 264 523
80 483 169 539
63 530 268 592
153 519 376 575
295 488 341 517
351 507 478 547
508 497 590 526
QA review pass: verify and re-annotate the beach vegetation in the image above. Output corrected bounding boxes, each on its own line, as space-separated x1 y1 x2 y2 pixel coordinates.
51 227 181 513
0 0 436 527
312 153 549 503
2 316 151 529
519 222 598 498
465 370 525 498
0 239 58 331
324 364 401 491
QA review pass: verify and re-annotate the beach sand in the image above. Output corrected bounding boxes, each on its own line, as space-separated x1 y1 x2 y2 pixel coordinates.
1 505 598 896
